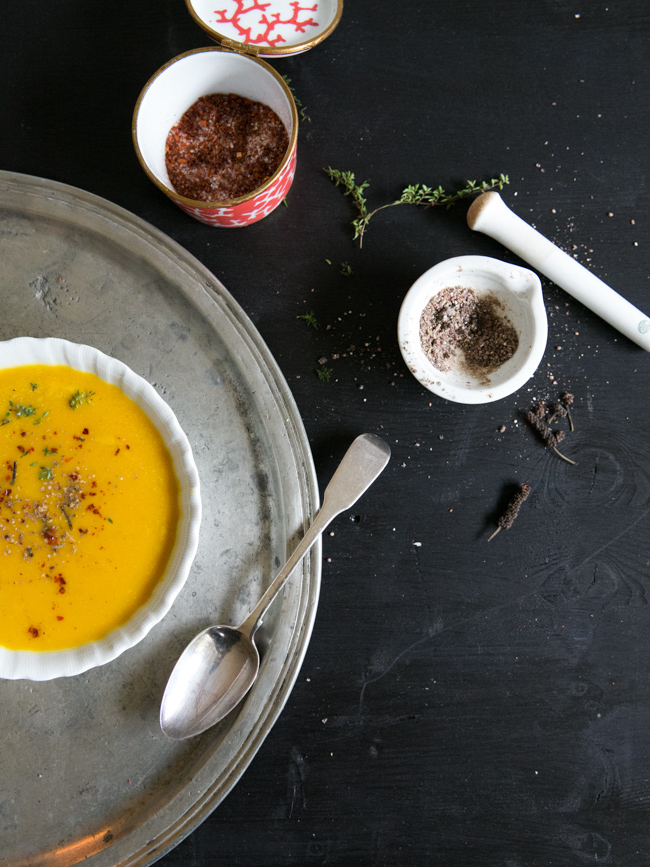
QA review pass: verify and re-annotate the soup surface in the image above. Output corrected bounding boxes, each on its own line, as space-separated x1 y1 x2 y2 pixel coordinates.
0 364 180 651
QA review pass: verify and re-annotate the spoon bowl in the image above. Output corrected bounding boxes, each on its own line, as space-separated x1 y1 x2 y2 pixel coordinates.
160 626 259 740
160 433 391 740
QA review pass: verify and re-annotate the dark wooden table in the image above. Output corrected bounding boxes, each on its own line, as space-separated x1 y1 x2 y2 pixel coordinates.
2 1 650 864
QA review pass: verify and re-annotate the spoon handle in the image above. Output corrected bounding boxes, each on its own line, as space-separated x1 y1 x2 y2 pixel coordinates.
240 433 391 639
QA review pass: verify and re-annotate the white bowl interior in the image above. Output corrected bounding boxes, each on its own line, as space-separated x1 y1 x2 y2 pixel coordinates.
135 49 294 194
0 337 201 681
188 0 340 50
398 256 548 404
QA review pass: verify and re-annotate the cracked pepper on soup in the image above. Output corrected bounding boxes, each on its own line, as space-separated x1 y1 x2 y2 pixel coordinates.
0 365 180 651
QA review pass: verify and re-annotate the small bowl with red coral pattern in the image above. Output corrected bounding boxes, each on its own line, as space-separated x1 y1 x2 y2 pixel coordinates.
133 47 298 227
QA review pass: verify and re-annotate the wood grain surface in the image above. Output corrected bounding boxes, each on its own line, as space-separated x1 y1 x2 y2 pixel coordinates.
1 1 649 864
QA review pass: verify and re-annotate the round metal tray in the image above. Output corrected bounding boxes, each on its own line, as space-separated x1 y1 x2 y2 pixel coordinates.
0 170 319 866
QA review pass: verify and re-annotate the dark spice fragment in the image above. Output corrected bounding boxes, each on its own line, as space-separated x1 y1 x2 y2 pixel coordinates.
525 410 577 465
419 286 519 379
546 402 568 423
561 392 575 430
488 483 531 541
60 505 73 530
165 93 289 202
42 527 60 547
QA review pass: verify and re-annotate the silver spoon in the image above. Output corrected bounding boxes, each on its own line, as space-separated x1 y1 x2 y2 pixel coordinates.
160 433 391 740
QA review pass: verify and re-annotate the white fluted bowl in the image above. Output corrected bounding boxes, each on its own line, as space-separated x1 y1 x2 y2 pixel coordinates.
0 337 201 681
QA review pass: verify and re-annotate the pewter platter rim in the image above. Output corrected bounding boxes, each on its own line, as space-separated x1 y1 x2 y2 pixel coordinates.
0 170 320 866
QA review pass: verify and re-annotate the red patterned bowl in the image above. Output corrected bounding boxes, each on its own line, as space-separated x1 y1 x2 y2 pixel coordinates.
132 47 298 227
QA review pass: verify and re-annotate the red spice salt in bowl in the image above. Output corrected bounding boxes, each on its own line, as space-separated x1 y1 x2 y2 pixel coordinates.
132 47 298 227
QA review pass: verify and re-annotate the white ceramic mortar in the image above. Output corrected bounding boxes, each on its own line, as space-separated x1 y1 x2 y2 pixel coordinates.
398 255 548 404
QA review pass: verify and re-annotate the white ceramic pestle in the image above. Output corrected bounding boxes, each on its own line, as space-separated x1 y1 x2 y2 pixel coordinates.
467 192 650 352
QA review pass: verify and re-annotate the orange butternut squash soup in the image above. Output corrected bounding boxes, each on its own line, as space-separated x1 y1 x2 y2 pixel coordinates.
0 365 180 651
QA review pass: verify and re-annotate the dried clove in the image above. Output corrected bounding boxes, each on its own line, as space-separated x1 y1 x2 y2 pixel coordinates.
525 410 577 465
488 483 532 541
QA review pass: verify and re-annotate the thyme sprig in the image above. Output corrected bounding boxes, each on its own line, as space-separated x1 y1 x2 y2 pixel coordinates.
2 401 37 424
298 311 319 329
316 365 333 382
325 168 510 246
69 390 94 409
282 75 309 122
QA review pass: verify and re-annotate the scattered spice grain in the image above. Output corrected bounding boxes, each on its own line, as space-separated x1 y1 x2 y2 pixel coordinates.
165 93 289 202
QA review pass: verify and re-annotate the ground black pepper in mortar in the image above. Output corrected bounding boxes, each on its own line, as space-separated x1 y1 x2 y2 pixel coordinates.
419 286 519 378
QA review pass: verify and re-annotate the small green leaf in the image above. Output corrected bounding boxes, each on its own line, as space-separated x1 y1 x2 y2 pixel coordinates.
69 390 94 409
316 366 333 382
297 311 319 329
